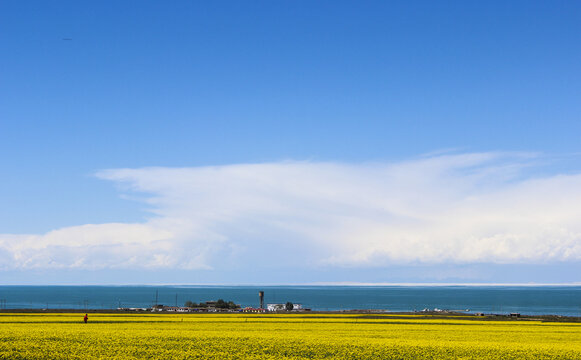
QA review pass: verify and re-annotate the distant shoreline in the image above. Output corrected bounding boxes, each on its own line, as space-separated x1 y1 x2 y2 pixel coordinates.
3 283 581 287
2 308 580 323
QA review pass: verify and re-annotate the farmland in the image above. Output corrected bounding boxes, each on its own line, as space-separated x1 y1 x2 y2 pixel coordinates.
1 313 580 359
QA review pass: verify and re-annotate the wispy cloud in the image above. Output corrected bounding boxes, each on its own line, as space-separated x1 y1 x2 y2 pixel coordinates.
2 152 581 271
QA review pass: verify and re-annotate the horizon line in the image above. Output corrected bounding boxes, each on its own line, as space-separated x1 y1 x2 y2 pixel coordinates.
2 282 581 287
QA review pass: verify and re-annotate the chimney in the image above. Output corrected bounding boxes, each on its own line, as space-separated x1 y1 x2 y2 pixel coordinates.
259 291 264 309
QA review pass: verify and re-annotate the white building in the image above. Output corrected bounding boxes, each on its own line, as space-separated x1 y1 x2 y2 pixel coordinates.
267 303 303 311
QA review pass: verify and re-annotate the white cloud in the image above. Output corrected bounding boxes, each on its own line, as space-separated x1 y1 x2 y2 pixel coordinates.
2 151 581 271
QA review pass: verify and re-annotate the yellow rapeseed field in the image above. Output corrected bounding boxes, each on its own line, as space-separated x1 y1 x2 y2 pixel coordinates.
1 313 580 359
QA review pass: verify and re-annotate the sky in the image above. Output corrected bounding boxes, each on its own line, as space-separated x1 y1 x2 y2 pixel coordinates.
1 1 580 284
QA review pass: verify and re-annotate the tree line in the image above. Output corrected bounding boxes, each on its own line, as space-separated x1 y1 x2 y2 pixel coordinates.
185 299 240 309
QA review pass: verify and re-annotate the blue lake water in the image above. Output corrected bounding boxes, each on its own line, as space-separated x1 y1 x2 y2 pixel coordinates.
0 285 579 316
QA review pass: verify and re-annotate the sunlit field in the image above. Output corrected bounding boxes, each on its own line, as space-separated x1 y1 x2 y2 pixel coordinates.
1 313 580 359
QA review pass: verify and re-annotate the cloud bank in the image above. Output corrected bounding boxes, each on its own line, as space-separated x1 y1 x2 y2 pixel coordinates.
2 152 581 271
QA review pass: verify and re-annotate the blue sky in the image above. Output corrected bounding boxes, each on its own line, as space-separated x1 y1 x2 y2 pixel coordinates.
1 1 580 284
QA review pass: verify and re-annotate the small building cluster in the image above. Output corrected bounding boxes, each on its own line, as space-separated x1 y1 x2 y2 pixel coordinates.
118 290 310 313
267 303 303 311
241 307 267 313
118 303 242 313
154 305 190 312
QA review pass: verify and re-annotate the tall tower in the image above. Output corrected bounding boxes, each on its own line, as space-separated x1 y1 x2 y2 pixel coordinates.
259 291 264 309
